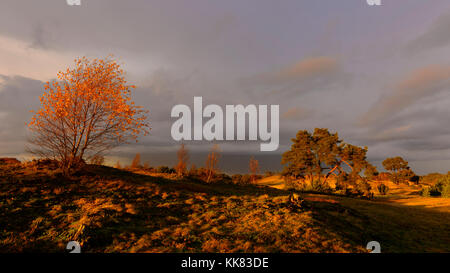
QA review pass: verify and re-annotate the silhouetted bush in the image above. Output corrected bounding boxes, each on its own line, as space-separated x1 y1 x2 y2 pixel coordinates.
157 166 175 174
89 155 104 165
0 158 21 166
377 184 389 195
410 175 420 184
215 173 232 183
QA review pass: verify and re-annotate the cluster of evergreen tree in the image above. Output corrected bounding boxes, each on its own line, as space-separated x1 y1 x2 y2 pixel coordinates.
281 128 419 197
281 128 376 185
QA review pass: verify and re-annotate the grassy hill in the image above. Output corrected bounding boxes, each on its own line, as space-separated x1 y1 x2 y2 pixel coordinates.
1 162 449 253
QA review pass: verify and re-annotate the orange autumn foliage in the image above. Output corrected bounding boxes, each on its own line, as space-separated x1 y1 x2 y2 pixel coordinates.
28 56 150 172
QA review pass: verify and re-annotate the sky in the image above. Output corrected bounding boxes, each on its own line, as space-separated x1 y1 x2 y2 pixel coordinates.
0 0 450 174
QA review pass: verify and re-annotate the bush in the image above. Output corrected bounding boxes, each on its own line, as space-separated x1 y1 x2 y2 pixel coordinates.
420 173 444 185
428 175 450 197
377 172 391 181
232 174 252 185
231 174 242 183
157 166 175 174
341 180 372 199
310 179 332 193
334 180 347 192
215 173 232 183
355 180 372 198
283 176 300 191
421 187 431 197
335 173 350 191
377 184 389 195
89 155 104 165
286 178 332 193
0 158 21 166
442 179 450 198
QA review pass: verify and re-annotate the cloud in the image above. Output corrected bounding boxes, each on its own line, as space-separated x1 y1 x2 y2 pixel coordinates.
360 65 450 125
0 75 43 155
0 35 72 81
240 57 339 87
353 104 450 165
365 125 413 142
406 12 450 54
281 107 312 121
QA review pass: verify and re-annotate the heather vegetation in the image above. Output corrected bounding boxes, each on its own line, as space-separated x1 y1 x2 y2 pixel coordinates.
1 159 449 253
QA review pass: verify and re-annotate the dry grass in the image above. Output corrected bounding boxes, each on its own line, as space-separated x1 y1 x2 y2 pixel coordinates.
0 163 449 253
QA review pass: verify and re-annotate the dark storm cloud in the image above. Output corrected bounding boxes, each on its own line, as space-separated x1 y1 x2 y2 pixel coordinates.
354 98 450 166
0 75 43 154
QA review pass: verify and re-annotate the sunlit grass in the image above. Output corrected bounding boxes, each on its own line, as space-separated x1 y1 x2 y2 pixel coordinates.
0 162 449 253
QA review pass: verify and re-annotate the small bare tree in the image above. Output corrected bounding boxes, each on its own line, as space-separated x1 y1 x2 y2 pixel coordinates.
131 153 141 169
175 143 189 177
205 144 220 183
249 156 260 184
115 161 121 169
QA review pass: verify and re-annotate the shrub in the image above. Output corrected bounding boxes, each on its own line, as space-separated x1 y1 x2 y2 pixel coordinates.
310 179 332 193
157 166 175 174
428 175 450 197
241 174 252 185
420 173 444 185
335 173 350 191
90 155 104 165
283 176 333 193
231 174 252 185
334 180 347 191
0 158 21 166
356 180 372 198
421 187 431 197
231 174 242 184
213 173 232 183
377 184 389 195
377 172 391 181
283 176 299 191
442 179 450 198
